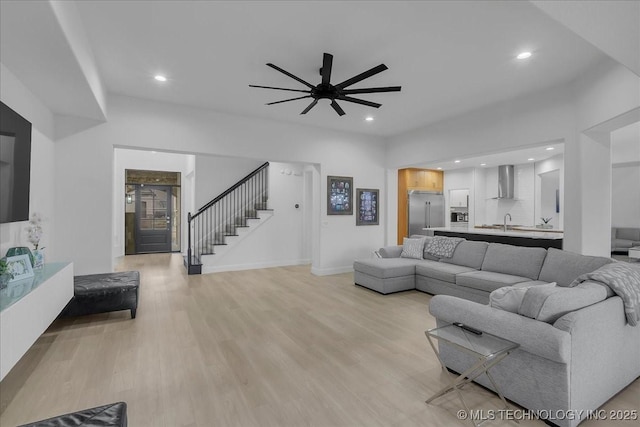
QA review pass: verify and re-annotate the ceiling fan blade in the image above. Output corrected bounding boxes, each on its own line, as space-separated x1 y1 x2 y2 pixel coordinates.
335 64 388 89
300 99 319 115
266 63 315 89
249 85 311 94
340 86 401 95
330 100 345 116
266 95 312 105
321 53 333 86
337 95 381 108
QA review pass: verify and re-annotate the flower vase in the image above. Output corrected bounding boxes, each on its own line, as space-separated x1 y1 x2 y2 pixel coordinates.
6 247 34 268
0 273 10 289
32 249 45 269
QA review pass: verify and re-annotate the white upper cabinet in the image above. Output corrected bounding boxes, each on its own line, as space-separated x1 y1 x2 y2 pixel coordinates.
450 189 469 207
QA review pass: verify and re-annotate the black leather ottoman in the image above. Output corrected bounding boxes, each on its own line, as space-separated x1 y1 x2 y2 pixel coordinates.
61 271 139 319
18 401 127 426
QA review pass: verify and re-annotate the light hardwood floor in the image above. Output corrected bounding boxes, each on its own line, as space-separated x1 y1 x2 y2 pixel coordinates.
1 254 638 426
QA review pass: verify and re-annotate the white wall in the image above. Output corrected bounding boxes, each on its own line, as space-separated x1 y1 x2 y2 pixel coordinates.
565 59 639 255
539 170 560 228
611 122 640 228
534 154 564 230
443 168 474 227
55 94 387 275
482 164 535 227
386 83 575 169
194 155 263 209
0 63 56 261
612 165 640 228
112 148 195 262
207 162 308 271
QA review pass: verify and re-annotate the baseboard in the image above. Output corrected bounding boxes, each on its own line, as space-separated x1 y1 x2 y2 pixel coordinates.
310 265 354 276
201 258 311 274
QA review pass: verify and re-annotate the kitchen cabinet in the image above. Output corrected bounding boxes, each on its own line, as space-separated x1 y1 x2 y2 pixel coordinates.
450 189 469 207
403 168 443 191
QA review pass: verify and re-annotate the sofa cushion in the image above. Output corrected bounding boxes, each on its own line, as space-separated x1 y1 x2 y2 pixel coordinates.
480 243 547 280
538 247 614 287
415 261 476 283
456 270 531 293
617 227 640 241
489 281 557 313
518 282 609 323
440 240 489 269
400 237 426 259
353 258 419 279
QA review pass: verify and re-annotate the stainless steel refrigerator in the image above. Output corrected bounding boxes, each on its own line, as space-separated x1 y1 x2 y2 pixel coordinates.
408 190 445 235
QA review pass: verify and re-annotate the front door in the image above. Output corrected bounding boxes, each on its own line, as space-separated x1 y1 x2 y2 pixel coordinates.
135 185 172 253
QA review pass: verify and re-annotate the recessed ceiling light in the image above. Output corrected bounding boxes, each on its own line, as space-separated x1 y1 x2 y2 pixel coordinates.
154 75 167 82
528 158 535 161
480 163 487 166
517 51 532 60
365 116 374 122
454 160 461 164
546 147 555 151
437 167 442 170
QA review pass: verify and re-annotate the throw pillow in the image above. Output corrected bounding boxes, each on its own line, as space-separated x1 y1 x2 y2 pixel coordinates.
490 282 556 313
400 237 426 260
518 282 608 323
424 236 464 258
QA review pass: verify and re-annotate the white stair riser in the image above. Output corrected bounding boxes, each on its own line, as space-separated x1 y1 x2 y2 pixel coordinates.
200 211 274 269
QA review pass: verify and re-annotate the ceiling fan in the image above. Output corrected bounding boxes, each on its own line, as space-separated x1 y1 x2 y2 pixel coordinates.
249 52 401 116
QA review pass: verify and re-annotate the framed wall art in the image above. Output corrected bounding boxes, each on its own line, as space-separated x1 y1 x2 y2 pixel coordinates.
356 188 379 225
6 254 34 282
327 176 353 215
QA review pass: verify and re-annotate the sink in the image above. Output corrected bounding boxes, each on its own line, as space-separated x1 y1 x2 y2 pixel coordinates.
476 224 525 231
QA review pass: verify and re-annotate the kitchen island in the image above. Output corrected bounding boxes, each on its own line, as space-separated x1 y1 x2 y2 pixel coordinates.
425 226 563 249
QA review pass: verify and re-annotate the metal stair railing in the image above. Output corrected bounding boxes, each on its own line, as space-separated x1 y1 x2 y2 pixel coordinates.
186 162 269 274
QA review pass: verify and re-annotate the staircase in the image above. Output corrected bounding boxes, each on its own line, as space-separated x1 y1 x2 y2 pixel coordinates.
185 162 272 274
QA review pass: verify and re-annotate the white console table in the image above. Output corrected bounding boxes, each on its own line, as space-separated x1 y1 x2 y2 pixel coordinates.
0 262 73 381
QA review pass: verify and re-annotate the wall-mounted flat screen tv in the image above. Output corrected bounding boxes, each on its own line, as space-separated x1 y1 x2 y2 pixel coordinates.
0 101 32 224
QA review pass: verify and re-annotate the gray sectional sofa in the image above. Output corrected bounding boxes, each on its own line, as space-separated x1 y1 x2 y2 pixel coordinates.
353 236 640 427
354 237 575 303
611 227 640 253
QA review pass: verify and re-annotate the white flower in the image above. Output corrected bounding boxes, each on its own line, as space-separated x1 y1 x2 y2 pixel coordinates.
26 213 43 250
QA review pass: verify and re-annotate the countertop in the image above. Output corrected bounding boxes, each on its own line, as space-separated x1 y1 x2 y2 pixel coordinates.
426 226 564 240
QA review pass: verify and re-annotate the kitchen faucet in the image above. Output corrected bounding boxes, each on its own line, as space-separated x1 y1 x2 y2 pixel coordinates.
503 213 512 231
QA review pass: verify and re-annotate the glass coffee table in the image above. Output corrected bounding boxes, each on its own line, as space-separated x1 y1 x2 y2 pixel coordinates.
425 323 520 426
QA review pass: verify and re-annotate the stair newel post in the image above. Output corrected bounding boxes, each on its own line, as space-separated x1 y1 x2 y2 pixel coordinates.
187 212 192 268
206 208 209 255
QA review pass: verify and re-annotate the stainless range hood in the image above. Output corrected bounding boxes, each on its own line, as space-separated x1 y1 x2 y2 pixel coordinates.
497 165 514 199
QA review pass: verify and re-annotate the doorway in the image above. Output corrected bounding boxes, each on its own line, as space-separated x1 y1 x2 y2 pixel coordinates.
136 185 172 253
125 169 181 255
